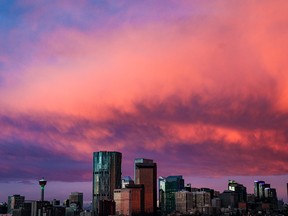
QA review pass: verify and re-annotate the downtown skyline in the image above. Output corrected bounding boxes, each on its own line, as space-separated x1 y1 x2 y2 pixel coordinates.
1 0 288 203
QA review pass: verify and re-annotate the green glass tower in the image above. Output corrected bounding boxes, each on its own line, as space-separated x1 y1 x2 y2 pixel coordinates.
93 151 122 215
159 175 184 215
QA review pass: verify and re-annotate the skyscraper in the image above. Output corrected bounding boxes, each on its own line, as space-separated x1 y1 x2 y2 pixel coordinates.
93 151 122 215
254 180 265 199
159 175 184 215
134 158 157 215
228 180 247 202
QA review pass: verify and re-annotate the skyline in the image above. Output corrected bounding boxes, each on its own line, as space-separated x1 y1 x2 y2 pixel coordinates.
1 0 288 203
0 153 286 203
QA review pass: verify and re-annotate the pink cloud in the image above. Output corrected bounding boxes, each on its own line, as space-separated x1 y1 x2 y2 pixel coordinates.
1 0 287 114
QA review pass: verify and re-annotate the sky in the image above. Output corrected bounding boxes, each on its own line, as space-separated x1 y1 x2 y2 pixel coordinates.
1 0 288 203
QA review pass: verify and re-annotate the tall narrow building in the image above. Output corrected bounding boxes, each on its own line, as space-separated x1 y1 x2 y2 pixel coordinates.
159 175 184 215
254 180 265 199
93 151 122 215
134 158 157 215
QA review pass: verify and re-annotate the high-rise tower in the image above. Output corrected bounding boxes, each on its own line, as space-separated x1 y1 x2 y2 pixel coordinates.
228 180 247 202
39 177 47 202
159 175 184 215
93 151 122 215
134 158 157 215
254 180 265 199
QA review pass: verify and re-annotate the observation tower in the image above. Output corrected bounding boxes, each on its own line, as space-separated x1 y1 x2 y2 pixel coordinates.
39 177 47 201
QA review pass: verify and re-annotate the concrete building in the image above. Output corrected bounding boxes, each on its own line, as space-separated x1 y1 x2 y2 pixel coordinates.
194 191 211 208
114 189 131 216
92 151 122 215
134 158 157 215
175 191 194 214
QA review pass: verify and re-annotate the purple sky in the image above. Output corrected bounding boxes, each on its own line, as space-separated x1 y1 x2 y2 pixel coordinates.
1 0 288 203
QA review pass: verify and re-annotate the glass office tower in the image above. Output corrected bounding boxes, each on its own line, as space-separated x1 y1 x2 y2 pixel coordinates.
93 151 122 214
159 176 184 215
254 180 265 199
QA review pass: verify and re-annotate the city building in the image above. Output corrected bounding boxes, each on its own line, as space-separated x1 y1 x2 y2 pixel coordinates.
220 190 238 209
134 158 157 215
175 191 194 214
228 180 247 203
31 201 52 216
184 183 192 192
114 185 144 216
254 180 265 200
69 192 83 210
98 200 115 216
52 205 65 216
159 175 184 215
211 197 221 208
7 195 25 214
0 202 8 214
253 180 278 208
52 199 61 206
92 151 122 215
259 182 270 200
199 188 215 200
122 176 134 189
194 191 211 208
125 184 144 215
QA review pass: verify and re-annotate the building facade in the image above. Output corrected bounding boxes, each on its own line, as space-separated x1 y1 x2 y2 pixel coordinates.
114 189 131 216
220 190 238 209
134 158 157 215
254 180 265 200
7 195 25 214
92 151 122 215
114 185 144 216
228 180 247 203
69 192 83 210
159 175 184 215
175 191 194 214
